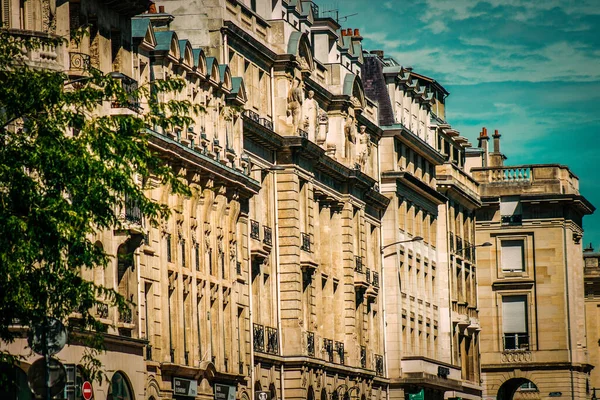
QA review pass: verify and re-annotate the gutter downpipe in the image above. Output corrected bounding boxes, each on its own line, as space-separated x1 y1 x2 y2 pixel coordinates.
377 143 390 400
563 226 575 400
248 211 255 400
270 65 285 400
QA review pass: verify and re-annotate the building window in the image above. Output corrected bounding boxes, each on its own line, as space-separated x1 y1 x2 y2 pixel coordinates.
500 196 522 224
502 295 529 350
501 239 525 272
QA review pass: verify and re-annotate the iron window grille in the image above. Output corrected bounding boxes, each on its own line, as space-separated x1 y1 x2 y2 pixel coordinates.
263 226 273 246
250 220 260 240
373 271 380 288
375 354 384 376
355 256 364 273
335 341 345 365
360 346 367 368
301 232 311 252
323 338 334 363
253 323 265 353
307 331 315 357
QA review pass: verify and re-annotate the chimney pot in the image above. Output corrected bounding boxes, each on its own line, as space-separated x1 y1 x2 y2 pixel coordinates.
148 2 157 13
493 129 500 137
159 5 165 13
347 28 353 36
354 29 360 36
341 30 346 36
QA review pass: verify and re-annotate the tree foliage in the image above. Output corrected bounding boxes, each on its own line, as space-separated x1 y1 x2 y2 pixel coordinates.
0 29 198 380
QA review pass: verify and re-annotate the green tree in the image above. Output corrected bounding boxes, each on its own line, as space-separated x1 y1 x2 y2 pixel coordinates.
0 29 197 381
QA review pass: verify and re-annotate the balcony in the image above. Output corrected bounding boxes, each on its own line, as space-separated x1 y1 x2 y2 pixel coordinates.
67 51 91 78
259 117 273 131
124 194 142 225
360 346 367 368
323 338 334 363
307 331 315 357
96 303 109 319
366 268 371 284
355 256 364 273
263 226 273 246
110 73 140 113
253 323 264 353
250 220 260 240
301 232 311 252
372 272 380 288
335 341 345 365
449 231 455 252
118 306 133 324
375 354 384 376
244 109 260 123
8 29 64 72
253 324 278 355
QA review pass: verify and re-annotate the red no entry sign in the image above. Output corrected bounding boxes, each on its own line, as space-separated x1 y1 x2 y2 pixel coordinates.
82 381 93 400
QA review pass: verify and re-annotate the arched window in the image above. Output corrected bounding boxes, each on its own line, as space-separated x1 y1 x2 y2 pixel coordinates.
107 371 134 400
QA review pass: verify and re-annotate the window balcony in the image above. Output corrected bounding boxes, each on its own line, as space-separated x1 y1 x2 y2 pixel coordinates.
355 256 364 273
323 338 334 363
301 232 311 252
372 271 380 288
335 341 345 365
374 354 384 376
306 331 315 357
263 226 273 246
250 220 260 240
253 324 279 355
360 346 367 368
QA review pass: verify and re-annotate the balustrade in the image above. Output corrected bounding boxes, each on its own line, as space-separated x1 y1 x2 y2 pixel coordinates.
491 167 531 182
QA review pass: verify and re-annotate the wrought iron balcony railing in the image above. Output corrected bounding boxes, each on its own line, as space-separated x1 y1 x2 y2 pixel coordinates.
146 344 152 361
456 236 463 255
118 307 132 324
501 214 523 225
298 129 308 138
366 268 371 284
323 338 334 363
250 220 260 240
360 346 367 368
335 341 345 365
253 323 265 353
124 194 142 224
266 326 279 355
301 232 311 252
236 262 242 276
373 271 380 288
307 331 315 357
355 256 363 273
375 354 384 376
68 51 91 71
263 226 273 246
110 73 140 111
449 231 455 252
239 361 244 375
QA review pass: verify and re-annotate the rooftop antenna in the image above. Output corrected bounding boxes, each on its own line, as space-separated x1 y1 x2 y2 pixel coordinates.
320 1 357 23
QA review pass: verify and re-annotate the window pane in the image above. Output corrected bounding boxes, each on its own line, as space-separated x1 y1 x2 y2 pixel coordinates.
501 240 524 272
502 295 527 333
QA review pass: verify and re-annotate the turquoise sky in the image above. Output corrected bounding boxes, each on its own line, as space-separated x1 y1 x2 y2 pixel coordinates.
315 0 600 247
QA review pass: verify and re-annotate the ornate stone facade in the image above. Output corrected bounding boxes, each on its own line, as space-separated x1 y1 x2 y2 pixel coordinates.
468 130 595 399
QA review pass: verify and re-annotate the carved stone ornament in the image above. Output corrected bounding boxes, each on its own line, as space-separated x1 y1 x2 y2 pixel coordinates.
287 79 304 134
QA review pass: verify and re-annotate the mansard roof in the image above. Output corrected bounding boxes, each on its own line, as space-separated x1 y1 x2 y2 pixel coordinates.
287 31 314 71
343 73 366 109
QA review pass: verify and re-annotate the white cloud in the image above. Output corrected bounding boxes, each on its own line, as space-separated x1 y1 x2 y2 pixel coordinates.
389 38 600 85
425 20 449 34
361 31 414 50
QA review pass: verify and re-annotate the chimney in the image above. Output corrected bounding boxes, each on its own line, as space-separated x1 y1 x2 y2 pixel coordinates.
341 30 346 36
354 29 360 37
493 129 501 153
347 28 353 36
159 5 165 13
148 2 157 13
478 127 489 167
488 129 506 167
584 243 594 253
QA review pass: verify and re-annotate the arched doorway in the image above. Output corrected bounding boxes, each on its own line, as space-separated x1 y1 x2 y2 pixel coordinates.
0 364 32 400
107 371 134 400
498 378 539 400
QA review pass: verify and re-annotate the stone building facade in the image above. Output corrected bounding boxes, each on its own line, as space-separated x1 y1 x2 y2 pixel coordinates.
468 130 595 399
362 53 483 399
583 246 600 395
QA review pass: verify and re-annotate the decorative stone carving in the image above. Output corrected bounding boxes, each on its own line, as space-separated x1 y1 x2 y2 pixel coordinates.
501 350 532 363
357 125 371 170
302 90 318 141
287 79 304 134
344 112 357 164
317 111 329 145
